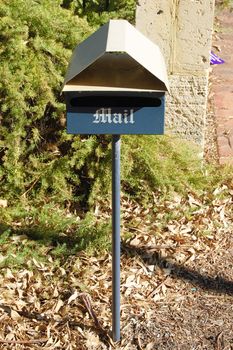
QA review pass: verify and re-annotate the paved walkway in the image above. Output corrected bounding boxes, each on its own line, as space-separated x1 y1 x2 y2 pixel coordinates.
212 10 233 165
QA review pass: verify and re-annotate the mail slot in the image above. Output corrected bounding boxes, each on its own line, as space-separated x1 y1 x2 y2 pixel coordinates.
69 94 162 108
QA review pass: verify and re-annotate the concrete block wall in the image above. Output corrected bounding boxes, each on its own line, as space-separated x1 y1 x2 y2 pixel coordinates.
136 0 215 145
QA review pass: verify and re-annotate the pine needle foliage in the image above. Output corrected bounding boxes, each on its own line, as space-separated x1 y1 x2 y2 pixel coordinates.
0 0 229 216
0 0 92 203
62 0 137 25
0 0 139 209
217 0 233 9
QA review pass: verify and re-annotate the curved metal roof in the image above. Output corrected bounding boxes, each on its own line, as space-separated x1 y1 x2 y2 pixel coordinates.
62 20 169 93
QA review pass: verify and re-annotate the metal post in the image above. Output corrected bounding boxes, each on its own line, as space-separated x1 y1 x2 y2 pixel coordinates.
112 134 121 342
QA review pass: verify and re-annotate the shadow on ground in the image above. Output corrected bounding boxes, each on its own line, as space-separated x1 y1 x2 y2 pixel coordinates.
1 221 232 296
0 222 107 256
122 242 233 296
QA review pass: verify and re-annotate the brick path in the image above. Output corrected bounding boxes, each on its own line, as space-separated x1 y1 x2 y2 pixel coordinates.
212 10 233 165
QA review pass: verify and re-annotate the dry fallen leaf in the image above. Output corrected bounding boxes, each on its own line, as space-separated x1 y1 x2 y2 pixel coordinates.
146 342 156 350
85 332 101 349
10 310 21 321
67 290 79 304
53 299 64 313
0 199 7 208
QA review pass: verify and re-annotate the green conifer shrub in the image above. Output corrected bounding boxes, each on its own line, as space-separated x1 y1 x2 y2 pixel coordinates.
62 0 137 25
0 0 93 203
0 0 224 216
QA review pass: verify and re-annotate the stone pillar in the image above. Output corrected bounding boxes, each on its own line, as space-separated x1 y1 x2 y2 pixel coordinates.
136 0 215 146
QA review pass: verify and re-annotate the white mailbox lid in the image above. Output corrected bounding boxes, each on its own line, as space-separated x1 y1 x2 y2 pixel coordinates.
62 20 169 93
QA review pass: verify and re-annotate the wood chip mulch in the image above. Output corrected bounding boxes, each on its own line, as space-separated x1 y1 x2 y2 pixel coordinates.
0 184 232 349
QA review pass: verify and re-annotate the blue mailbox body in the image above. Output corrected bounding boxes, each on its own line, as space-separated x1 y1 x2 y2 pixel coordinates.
65 91 165 135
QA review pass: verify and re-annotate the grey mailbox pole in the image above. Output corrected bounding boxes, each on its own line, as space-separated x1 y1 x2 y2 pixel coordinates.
112 134 121 341
62 19 169 342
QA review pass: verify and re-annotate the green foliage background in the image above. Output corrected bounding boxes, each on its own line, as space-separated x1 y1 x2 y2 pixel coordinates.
0 0 227 215
0 0 136 206
1 0 233 261
0 0 92 203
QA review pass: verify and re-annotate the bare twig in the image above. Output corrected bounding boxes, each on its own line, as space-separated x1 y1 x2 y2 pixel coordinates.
21 176 41 198
79 293 103 330
0 303 85 329
215 331 224 350
0 338 47 344
79 293 115 346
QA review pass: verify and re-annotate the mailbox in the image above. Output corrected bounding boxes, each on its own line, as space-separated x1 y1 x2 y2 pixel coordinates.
62 19 170 342
62 19 169 135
